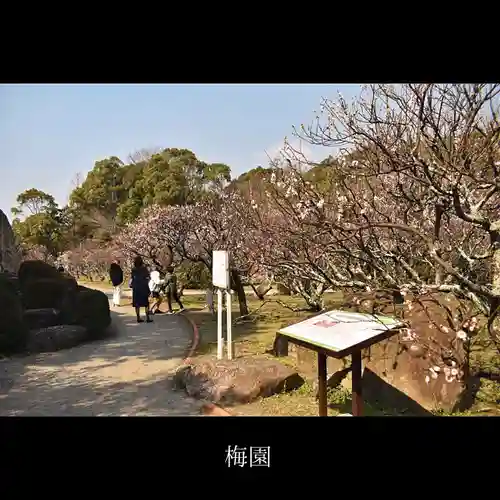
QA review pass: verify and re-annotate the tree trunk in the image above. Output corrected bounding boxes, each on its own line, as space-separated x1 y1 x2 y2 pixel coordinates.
294 279 324 311
230 268 249 316
491 229 500 296
487 226 500 354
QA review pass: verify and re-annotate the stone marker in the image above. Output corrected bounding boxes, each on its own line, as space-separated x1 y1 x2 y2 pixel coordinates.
174 356 304 405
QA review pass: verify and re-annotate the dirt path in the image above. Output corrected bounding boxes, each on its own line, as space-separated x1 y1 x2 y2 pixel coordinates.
0 299 204 416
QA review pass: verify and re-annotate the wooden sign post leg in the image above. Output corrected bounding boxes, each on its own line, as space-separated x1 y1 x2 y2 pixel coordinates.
351 349 363 416
318 352 328 416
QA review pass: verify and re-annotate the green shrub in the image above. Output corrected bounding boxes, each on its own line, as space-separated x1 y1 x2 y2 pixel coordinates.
0 273 28 355
75 286 111 337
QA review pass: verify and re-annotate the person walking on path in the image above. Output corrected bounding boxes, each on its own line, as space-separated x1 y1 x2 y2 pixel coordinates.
130 256 153 323
109 259 124 307
149 266 165 314
164 265 184 314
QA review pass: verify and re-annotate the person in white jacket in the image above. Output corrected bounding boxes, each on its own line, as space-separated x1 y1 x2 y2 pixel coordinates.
149 266 165 314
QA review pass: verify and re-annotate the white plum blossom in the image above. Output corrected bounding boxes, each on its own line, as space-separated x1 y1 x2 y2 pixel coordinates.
456 330 468 341
468 317 478 332
401 328 417 341
443 367 455 383
404 300 413 311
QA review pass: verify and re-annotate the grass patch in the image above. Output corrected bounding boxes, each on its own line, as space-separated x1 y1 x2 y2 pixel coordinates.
184 292 344 358
231 381 326 416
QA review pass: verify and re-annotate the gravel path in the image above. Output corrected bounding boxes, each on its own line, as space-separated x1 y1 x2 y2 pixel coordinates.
0 298 204 416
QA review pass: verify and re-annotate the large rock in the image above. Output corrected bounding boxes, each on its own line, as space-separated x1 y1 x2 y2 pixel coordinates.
0 259 111 356
290 293 467 412
20 277 78 310
277 284 291 295
0 272 28 355
0 209 21 274
18 261 80 322
27 324 88 353
18 262 111 335
174 356 304 405
75 285 111 336
18 260 66 283
23 308 61 330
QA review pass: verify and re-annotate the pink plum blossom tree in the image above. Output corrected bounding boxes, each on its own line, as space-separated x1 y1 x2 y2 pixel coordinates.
114 192 269 316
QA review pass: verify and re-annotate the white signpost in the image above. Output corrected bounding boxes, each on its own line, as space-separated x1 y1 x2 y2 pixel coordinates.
278 310 404 416
212 250 233 360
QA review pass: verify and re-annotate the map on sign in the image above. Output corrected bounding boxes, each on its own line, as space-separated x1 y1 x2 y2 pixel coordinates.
278 310 404 352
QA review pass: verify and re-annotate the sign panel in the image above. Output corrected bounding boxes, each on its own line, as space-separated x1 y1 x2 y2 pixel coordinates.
212 250 230 289
278 310 403 353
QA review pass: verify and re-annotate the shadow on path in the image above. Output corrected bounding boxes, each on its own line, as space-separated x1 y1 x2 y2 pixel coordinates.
0 303 203 416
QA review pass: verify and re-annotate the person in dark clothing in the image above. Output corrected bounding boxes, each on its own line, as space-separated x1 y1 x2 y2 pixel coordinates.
109 259 124 307
164 265 184 314
130 256 152 323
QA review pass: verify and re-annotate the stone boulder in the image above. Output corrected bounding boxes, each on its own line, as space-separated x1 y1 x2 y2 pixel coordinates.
21 277 77 309
174 356 305 405
0 271 28 354
0 259 112 356
23 308 61 330
18 260 62 282
277 284 292 295
18 261 111 337
18 261 80 319
0 209 21 274
27 324 88 353
254 279 273 299
75 286 111 337
290 293 468 412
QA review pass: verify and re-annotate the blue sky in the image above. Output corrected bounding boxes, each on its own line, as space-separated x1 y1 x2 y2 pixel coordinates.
0 84 360 219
